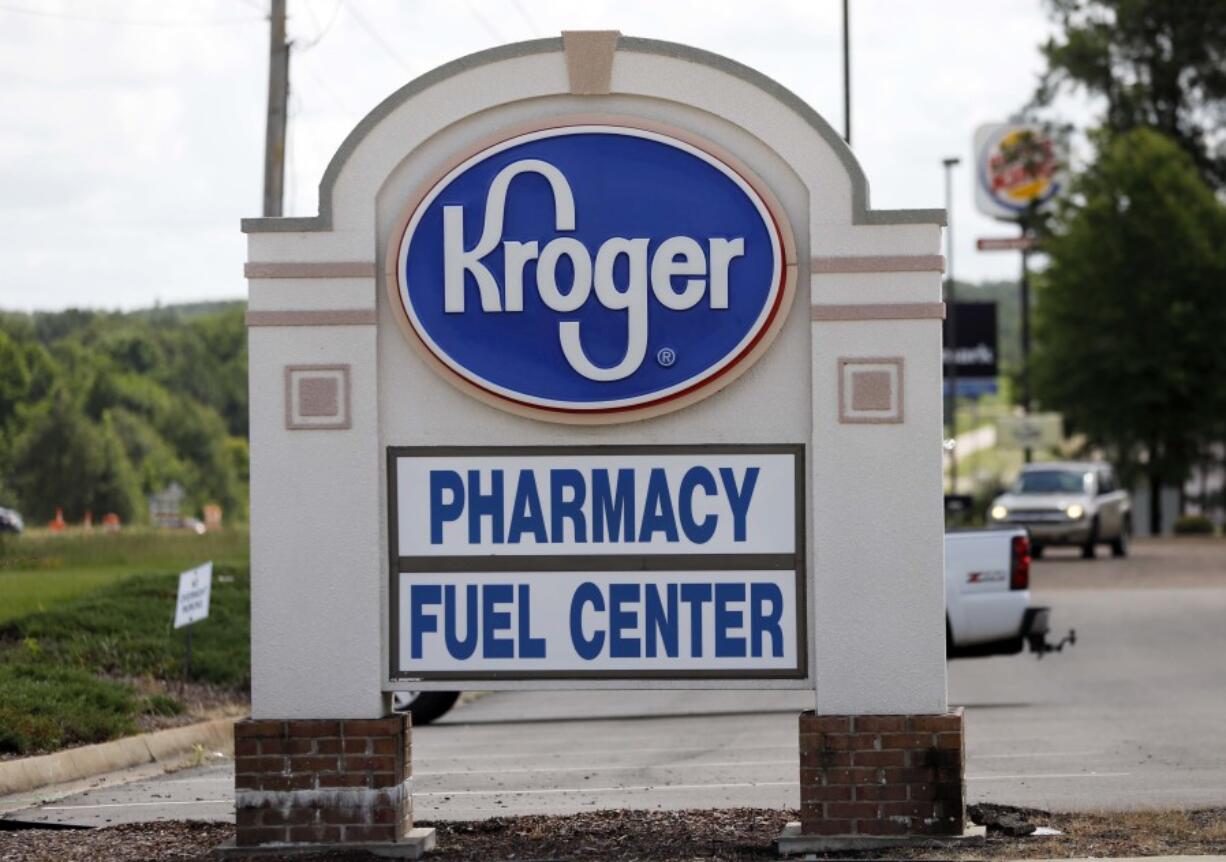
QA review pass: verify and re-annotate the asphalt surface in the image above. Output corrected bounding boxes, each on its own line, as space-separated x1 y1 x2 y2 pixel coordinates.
4 538 1224 826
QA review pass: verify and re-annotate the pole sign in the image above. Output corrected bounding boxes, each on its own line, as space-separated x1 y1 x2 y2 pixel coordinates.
391 125 789 421
973 123 1065 221
943 302 998 379
390 446 804 680
174 561 212 629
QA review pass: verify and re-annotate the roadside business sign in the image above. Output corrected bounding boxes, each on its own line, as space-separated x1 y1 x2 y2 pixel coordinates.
976 236 1035 252
389 445 804 680
944 302 998 380
173 561 212 629
973 123 1066 221
241 33 958 848
997 413 1063 450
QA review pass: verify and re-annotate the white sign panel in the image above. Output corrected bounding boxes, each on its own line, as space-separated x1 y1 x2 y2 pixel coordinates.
174 562 212 629
395 451 796 557
997 413 1063 450
389 445 804 681
396 569 798 675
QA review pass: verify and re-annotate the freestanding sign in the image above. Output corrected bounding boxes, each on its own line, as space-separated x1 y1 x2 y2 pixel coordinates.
173 561 212 629
241 31 957 852
973 123 1066 221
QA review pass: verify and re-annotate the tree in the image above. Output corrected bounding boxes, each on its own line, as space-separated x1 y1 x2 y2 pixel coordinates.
1033 128 1226 532
11 389 143 523
1035 0 1226 188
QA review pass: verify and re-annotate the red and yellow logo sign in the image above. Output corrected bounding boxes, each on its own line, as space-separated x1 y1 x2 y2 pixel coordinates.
979 126 1062 214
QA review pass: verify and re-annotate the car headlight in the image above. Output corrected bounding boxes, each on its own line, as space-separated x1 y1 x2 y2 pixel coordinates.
990 504 1008 520
1065 503 1085 519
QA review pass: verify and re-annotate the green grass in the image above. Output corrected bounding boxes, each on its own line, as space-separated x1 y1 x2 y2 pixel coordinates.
0 527 248 624
0 559 251 755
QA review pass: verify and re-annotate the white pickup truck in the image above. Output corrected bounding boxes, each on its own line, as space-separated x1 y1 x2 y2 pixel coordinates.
945 527 1072 658
397 529 1070 723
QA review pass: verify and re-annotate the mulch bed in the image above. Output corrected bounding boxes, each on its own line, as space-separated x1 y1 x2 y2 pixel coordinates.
1 805 1224 861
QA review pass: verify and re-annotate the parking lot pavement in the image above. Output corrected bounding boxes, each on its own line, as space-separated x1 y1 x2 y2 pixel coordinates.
6 539 1224 826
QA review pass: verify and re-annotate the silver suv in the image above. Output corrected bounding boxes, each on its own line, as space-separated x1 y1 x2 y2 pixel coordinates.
988 462 1131 559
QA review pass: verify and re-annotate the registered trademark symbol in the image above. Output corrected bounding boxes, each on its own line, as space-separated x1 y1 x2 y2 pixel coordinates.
656 347 677 367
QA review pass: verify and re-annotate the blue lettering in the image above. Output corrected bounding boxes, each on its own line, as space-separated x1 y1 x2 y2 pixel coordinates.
468 470 504 544
592 469 634 542
550 469 587 542
481 583 514 658
678 466 718 543
517 584 546 658
750 582 785 657
644 582 678 658
608 583 641 658
679 582 712 656
638 468 679 542
410 584 441 659
508 472 547 544
429 471 464 544
714 582 747 657
719 466 760 542
443 584 478 660
570 582 605 660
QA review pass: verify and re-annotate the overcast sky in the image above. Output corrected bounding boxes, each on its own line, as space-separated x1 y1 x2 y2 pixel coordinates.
0 0 1074 312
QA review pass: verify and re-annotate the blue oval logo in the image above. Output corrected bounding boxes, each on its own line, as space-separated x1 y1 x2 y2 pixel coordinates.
393 124 789 419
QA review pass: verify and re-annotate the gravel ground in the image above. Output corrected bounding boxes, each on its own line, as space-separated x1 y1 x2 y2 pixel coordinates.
2 806 1225 861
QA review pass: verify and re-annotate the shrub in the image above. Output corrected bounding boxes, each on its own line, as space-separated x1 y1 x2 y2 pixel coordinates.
1173 514 1215 535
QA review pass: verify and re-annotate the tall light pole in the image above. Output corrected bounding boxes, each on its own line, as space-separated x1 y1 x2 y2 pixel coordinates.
942 156 961 494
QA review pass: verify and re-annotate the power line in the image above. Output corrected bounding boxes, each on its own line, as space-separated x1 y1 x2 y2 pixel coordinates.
340 0 413 75
508 0 539 36
297 0 341 52
0 2 263 28
463 0 505 42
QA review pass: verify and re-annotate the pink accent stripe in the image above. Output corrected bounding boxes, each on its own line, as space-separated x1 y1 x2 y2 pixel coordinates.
811 302 946 321
810 255 945 274
246 310 376 327
244 262 376 279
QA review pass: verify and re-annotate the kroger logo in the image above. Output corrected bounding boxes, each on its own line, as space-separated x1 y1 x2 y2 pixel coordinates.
394 125 786 416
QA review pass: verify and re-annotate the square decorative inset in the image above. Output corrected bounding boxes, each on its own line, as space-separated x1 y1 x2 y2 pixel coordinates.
285 365 351 430
839 357 904 424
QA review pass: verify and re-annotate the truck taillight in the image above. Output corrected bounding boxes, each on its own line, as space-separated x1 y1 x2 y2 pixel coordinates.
1010 534 1031 590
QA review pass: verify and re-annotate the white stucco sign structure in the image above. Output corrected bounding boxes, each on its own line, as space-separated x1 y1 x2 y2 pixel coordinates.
240 31 957 850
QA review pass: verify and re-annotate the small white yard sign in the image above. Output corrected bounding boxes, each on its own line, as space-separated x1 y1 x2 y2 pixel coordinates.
174 562 213 629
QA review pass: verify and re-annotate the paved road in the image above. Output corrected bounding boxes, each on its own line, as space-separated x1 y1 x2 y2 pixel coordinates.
5 539 1224 826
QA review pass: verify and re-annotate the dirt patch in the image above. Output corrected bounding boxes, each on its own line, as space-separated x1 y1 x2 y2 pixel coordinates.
2 806 1225 861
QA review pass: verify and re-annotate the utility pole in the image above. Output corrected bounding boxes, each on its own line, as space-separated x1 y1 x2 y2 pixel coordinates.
263 0 290 217
942 156 961 494
842 0 851 145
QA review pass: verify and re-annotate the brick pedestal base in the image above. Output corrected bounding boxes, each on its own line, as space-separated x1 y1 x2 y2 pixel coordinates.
233 714 412 847
798 709 965 838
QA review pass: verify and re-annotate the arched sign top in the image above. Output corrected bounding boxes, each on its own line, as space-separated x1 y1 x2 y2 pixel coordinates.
387 123 793 421
241 36 944 235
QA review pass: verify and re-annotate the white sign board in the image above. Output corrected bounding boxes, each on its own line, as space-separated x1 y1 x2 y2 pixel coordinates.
174 562 213 629
389 446 804 681
997 413 1063 450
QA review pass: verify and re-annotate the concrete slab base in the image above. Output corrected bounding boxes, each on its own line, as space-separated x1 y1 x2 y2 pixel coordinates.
776 821 985 855
214 827 436 859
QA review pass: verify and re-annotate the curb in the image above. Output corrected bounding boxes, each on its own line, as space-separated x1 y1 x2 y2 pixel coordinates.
0 716 237 797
